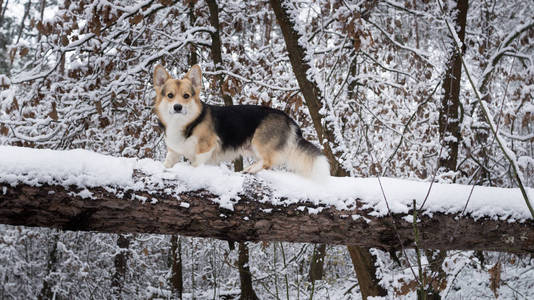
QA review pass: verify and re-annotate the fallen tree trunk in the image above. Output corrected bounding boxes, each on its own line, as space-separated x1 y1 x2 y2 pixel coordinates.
1 174 533 253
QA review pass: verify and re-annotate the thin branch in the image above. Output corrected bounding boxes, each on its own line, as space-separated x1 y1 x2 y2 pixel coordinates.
364 18 434 68
204 69 299 92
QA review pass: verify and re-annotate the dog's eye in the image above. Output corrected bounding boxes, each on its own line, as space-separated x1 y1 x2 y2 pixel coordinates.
183 93 190 99
167 93 174 99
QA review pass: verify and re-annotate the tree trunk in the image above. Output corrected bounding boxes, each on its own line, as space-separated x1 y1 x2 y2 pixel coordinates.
347 246 387 299
169 235 183 299
36 0 46 43
431 1 469 298
268 0 386 294
111 234 130 295
187 0 198 67
238 242 259 300
205 2 252 298
268 0 346 176
0 0 9 28
38 232 59 300
438 0 468 174
206 0 232 107
15 0 31 44
0 0 4 26
308 244 326 282
206 0 243 173
2 179 532 253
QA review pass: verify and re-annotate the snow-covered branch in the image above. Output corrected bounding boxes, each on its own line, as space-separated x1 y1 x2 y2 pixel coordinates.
0 146 533 253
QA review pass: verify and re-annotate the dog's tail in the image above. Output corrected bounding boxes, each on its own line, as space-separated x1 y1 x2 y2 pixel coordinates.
285 128 331 181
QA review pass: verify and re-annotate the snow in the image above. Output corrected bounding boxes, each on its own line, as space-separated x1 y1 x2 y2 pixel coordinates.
258 170 533 221
0 146 532 221
0 146 135 187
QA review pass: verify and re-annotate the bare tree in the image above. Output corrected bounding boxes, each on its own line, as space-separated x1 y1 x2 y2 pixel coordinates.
205 1 257 298
268 0 386 297
439 0 468 175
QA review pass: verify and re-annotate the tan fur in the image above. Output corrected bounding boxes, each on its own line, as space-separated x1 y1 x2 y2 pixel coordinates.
194 120 217 154
250 114 287 170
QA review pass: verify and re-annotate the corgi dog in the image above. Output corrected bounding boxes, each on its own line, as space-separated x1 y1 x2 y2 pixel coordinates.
153 64 330 180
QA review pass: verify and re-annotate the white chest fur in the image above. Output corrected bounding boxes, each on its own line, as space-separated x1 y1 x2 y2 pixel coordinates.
165 124 197 160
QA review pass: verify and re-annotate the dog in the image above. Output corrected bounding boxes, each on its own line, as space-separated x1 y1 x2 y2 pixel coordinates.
153 64 330 180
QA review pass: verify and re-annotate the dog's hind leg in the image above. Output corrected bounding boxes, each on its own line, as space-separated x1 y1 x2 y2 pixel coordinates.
245 118 285 174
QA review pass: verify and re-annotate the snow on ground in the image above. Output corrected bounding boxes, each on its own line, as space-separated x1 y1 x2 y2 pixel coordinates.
0 146 532 221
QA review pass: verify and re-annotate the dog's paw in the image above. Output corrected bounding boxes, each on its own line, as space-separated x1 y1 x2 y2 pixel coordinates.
243 162 263 174
163 160 175 168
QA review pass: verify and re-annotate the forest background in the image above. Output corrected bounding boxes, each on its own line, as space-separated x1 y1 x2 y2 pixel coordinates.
0 0 533 299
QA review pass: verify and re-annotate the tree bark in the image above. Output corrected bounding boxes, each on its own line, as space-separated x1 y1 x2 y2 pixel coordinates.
432 2 469 299
169 235 183 299
111 234 130 295
0 0 4 27
206 0 233 107
438 0 468 174
268 0 346 177
38 232 59 300
347 246 387 298
308 244 326 282
187 0 198 67
1 179 532 253
238 242 259 300
15 0 31 44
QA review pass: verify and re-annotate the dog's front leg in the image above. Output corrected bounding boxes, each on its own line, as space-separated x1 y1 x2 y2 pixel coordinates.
191 140 214 167
191 150 213 167
163 147 180 168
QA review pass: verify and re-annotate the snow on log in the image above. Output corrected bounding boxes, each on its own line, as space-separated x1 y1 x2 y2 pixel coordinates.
0 146 533 253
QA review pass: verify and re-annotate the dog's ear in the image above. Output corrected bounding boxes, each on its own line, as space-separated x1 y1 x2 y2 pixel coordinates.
185 65 202 92
154 64 171 89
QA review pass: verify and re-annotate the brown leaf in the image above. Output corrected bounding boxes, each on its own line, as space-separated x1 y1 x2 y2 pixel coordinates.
523 112 531 129
394 278 418 296
353 36 361 52
130 14 143 25
0 125 8 136
489 261 501 298
6 97 19 113
99 117 110 128
9 48 16 63
19 47 29 57
95 100 103 115
48 102 58 121
158 0 174 5
36 22 46 34
61 35 69 46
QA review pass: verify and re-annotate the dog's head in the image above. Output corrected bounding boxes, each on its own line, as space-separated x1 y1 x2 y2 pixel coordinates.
153 64 202 124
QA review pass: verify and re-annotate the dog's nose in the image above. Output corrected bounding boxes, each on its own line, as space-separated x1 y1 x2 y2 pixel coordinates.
173 104 182 112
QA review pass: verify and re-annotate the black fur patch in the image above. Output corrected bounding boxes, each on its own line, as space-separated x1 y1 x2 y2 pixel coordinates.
209 104 292 150
184 103 207 138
